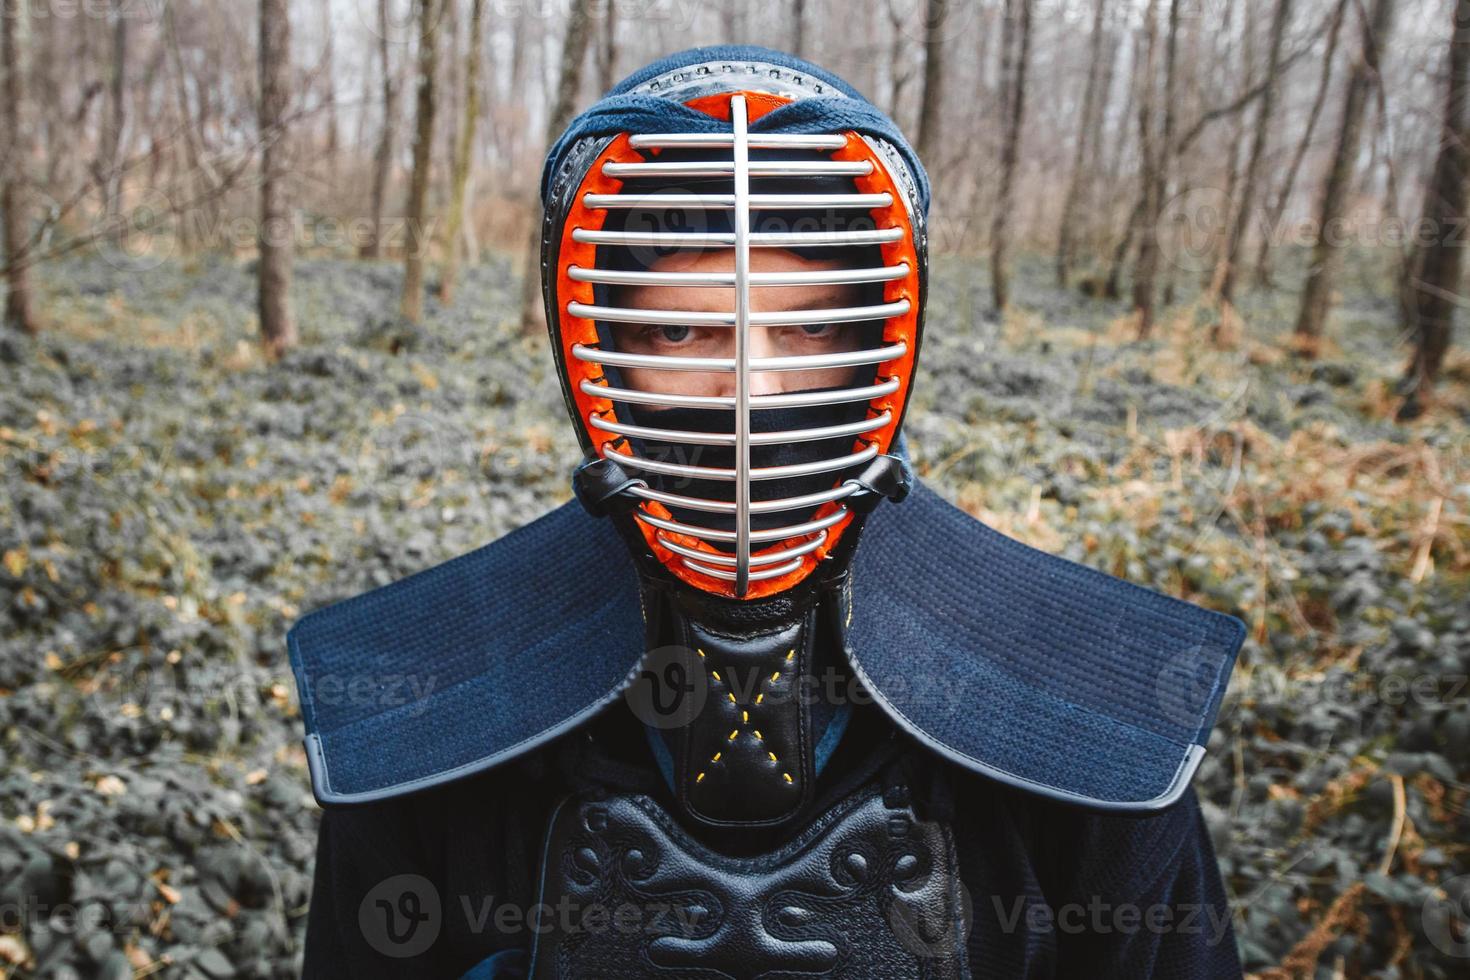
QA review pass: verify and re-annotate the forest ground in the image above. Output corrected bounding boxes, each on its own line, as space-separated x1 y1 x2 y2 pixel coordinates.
1 246 1467 978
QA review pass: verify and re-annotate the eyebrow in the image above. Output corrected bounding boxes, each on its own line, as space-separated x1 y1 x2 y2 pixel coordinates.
611 288 862 315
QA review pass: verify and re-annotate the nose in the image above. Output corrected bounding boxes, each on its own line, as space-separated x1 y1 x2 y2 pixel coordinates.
741 329 784 396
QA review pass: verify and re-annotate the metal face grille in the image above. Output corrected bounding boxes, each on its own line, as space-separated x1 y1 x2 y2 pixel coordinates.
561 94 920 599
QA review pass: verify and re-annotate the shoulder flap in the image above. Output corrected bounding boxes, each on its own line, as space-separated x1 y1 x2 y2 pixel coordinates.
847 480 1245 812
287 500 646 804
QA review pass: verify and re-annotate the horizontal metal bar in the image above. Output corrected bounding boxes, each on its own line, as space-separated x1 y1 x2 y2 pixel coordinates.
627 133 848 150
657 530 828 568
591 412 888 447
567 263 910 288
635 506 849 544
570 228 903 248
629 482 859 514
580 376 900 409
684 555 806 582
583 192 892 210
574 342 906 374
603 442 876 482
602 160 873 179
567 300 909 328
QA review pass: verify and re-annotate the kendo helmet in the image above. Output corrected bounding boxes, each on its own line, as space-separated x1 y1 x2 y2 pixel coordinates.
540 46 929 599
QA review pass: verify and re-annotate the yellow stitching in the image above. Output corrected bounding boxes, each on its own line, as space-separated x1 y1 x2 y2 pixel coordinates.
786 648 795 661
728 729 738 741
711 670 721 682
711 751 721 762
753 730 763 740
727 692 736 703
697 648 706 658
767 751 778 763
770 670 781 683
783 772 794 783
755 693 764 704
741 710 749 723
696 771 705 783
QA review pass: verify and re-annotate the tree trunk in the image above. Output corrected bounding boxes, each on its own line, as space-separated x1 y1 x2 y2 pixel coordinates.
885 0 912 128
361 0 400 259
1217 0 1293 315
599 0 618 94
1056 0 1108 287
1397 0 1470 416
1130 0 1166 338
258 0 297 358
1293 0 1396 356
519 0 595 337
439 0 484 305
916 0 946 167
990 0 1033 313
401 0 444 325
3 0 36 335
321 0 339 170
102 10 128 217
1255 0 1349 288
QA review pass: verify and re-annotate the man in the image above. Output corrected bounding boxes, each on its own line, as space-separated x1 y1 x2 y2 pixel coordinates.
291 46 1245 978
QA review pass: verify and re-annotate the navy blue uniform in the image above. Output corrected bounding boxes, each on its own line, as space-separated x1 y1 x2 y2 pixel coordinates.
301 703 1241 978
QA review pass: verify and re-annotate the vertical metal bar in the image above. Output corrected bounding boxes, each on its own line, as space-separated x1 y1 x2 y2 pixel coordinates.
730 95 752 597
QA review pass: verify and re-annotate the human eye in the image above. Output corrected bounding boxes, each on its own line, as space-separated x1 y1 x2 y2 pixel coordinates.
623 322 691 346
796 322 840 339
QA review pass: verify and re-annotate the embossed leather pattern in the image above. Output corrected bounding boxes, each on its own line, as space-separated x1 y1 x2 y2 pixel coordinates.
528 787 969 979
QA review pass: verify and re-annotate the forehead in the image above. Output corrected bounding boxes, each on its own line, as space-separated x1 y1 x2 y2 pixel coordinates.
614 248 862 314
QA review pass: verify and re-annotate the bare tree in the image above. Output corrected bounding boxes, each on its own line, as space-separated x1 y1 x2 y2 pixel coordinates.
989 0 1033 313
1214 0 1294 328
3 0 36 335
1293 0 1396 355
519 0 596 336
99 8 128 217
916 0 946 166
258 0 297 358
1130 0 1168 338
885 0 914 129
1397 0 1470 416
401 0 445 324
439 0 485 305
1128 0 1176 340
361 0 402 259
1056 0 1109 288
321 0 339 170
1254 0 1350 288
599 0 618 94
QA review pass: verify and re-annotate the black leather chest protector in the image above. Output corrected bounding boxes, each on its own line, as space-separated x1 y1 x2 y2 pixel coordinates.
527 786 969 979
525 560 972 978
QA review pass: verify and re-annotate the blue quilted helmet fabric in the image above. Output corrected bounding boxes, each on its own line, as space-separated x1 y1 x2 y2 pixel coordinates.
539 44 931 216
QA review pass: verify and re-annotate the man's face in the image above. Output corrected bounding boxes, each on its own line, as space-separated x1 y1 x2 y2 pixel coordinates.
611 248 863 397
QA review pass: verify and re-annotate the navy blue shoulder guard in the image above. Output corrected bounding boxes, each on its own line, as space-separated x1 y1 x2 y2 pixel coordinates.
288 480 1243 811
287 500 647 805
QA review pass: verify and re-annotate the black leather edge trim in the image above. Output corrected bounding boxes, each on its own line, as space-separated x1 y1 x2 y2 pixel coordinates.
841 653 1206 814
303 662 642 807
